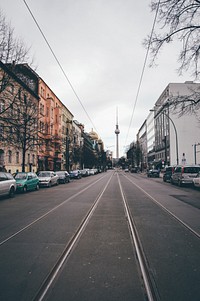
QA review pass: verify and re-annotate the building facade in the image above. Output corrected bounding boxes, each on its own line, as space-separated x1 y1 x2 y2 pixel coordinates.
0 61 105 173
152 82 200 167
0 61 39 173
127 81 200 170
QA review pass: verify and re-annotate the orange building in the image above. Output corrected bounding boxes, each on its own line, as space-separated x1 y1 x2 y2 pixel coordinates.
38 78 63 171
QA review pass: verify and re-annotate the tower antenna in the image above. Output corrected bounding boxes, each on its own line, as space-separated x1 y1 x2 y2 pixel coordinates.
114 107 120 159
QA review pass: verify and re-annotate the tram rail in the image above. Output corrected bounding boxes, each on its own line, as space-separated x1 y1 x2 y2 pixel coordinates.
0 170 199 301
122 172 200 239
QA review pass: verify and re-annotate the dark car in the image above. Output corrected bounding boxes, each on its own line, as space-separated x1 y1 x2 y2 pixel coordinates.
56 171 70 184
69 170 82 179
163 166 174 182
131 167 138 173
147 169 160 178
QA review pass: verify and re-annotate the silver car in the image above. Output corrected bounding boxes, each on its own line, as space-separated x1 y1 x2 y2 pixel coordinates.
193 171 200 189
0 172 16 197
171 165 200 186
37 171 59 187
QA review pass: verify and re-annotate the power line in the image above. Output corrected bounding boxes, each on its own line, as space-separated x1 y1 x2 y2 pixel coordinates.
124 0 161 148
22 0 98 133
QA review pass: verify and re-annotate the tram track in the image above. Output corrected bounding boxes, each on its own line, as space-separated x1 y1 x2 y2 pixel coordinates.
122 172 200 239
1 170 199 300
117 173 158 301
33 171 156 301
0 173 110 247
32 173 114 301
28 170 158 301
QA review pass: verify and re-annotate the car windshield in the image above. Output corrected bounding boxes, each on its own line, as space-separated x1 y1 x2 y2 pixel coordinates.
15 173 27 179
38 172 51 177
56 171 65 175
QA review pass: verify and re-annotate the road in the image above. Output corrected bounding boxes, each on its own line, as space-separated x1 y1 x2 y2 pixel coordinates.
0 170 199 301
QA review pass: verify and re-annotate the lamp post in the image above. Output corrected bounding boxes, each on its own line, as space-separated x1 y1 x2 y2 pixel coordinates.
193 143 200 164
150 109 179 165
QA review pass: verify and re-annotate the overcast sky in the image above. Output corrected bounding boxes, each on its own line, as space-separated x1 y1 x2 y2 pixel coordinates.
0 0 194 157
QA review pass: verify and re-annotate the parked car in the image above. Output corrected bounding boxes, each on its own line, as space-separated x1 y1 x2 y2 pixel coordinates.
163 166 175 182
14 172 39 193
131 167 138 173
171 165 200 186
147 169 160 178
89 169 95 175
80 169 90 177
0 172 16 197
56 171 70 184
193 171 200 189
37 171 59 187
69 170 82 179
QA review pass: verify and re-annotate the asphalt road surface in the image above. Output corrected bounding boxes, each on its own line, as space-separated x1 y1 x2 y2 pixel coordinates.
0 170 199 301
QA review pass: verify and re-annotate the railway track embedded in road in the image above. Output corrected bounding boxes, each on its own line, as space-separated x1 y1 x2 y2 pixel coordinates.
122 172 200 239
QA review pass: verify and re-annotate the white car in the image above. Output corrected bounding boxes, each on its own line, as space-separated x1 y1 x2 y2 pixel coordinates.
0 172 16 197
37 171 59 187
193 171 200 189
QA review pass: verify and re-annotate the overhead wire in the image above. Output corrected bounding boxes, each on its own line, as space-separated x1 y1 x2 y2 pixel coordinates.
124 0 161 149
22 0 98 134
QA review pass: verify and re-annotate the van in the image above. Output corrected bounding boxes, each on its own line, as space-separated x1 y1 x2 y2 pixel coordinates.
171 165 200 186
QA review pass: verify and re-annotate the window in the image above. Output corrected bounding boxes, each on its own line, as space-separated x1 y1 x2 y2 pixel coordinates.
0 100 5 113
0 125 4 139
9 84 14 94
32 154 35 165
18 89 21 100
28 153 30 164
16 152 19 164
8 150 12 163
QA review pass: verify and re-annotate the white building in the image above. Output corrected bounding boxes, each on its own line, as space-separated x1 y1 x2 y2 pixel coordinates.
152 82 200 166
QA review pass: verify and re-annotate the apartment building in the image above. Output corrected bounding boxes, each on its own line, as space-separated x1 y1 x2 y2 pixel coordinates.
38 78 64 171
0 61 39 173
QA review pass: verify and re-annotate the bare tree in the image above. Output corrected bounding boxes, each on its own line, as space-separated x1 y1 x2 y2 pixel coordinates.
144 0 200 114
1 86 39 172
144 0 200 78
0 10 40 172
0 9 33 115
0 10 31 65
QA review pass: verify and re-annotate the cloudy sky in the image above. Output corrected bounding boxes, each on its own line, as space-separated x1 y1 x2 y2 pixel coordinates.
0 0 194 157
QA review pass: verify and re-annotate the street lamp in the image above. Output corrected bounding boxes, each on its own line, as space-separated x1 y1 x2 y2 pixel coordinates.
193 143 200 164
150 109 179 165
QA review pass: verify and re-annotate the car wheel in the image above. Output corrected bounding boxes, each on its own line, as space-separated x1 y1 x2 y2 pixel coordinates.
35 184 39 190
56 180 59 185
48 182 52 188
23 185 27 193
9 187 15 198
178 180 182 187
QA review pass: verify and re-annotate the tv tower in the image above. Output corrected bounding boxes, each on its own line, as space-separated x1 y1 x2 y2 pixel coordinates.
115 107 120 159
